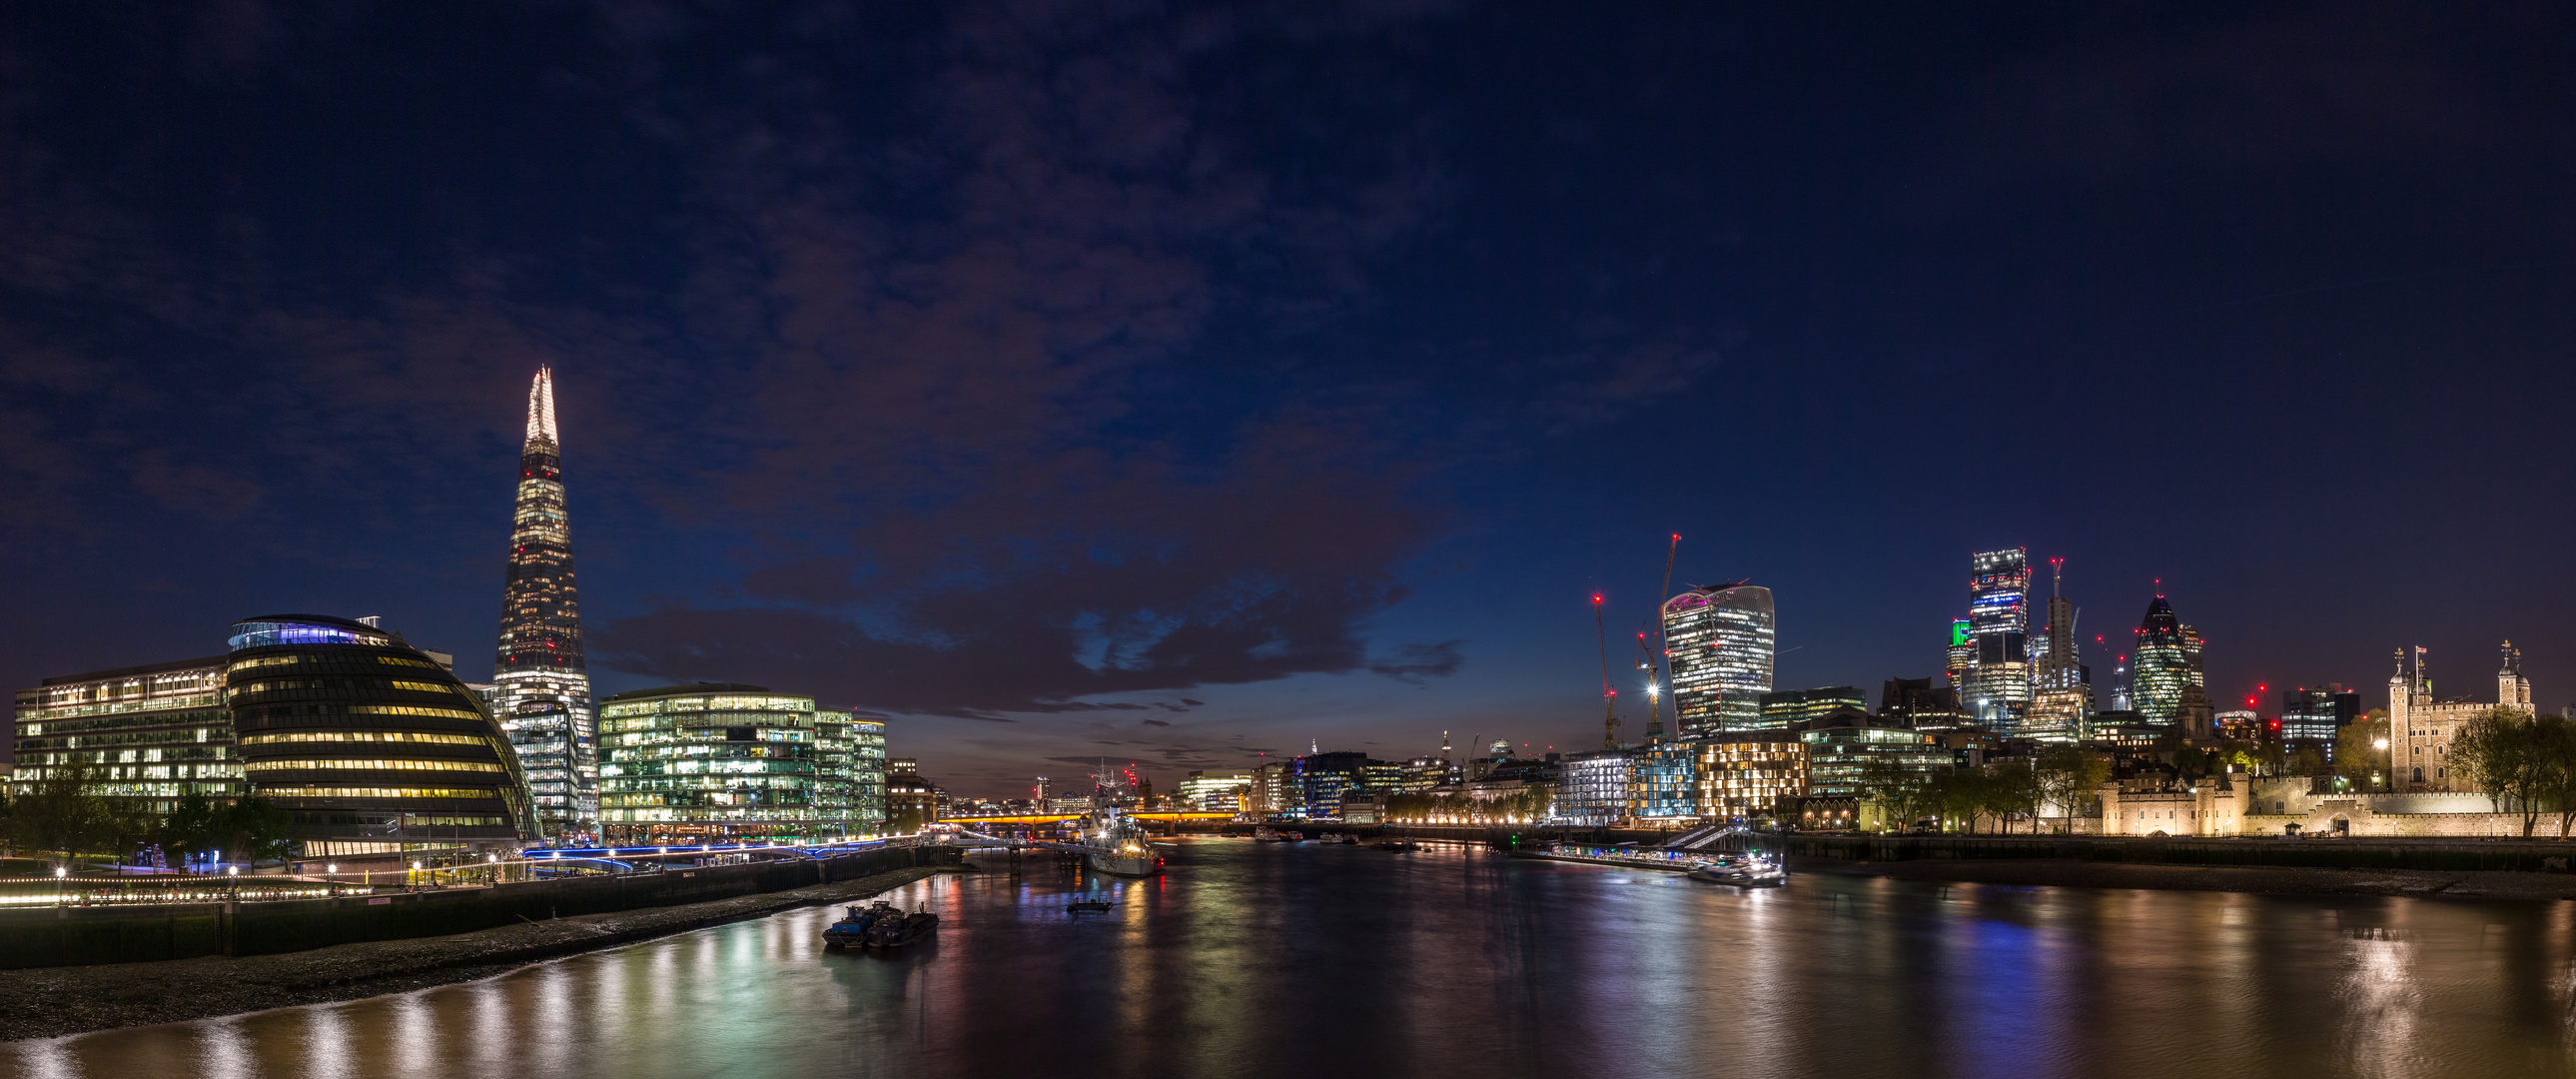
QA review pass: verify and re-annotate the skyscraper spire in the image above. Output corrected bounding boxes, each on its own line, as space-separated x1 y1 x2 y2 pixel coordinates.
493 366 597 836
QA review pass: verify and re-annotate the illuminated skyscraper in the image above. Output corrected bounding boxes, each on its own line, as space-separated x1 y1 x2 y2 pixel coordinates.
1965 548 2031 730
491 367 596 834
1945 618 1974 695
1664 583 1775 734
2025 558 2091 742
2132 594 2198 723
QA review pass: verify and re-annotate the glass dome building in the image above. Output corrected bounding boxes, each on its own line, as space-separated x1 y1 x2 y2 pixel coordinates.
227 614 538 856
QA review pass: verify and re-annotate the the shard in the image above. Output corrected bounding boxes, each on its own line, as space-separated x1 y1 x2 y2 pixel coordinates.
492 367 597 834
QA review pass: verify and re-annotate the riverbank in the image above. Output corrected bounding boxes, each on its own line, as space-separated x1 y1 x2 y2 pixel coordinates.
1796 856 2576 901
0 864 956 1042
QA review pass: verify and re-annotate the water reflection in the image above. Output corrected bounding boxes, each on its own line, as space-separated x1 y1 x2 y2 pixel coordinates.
7 842 2575 1079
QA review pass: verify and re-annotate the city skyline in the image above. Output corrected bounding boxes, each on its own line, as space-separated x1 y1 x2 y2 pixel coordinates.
1 6 2571 798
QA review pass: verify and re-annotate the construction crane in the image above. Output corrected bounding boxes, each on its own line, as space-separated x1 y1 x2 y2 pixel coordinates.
1645 533 1679 742
1595 593 1619 748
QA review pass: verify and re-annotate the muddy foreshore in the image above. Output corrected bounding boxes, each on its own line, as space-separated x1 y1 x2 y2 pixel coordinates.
1795 856 2576 901
0 865 954 1043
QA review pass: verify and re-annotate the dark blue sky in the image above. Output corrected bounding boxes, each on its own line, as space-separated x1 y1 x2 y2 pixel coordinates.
5 3 2572 796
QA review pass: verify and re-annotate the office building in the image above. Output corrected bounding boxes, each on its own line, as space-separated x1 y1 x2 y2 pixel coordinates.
1558 748 1633 825
1793 709 1951 798
2132 594 2202 723
1690 731 1808 822
2214 710 2262 742
1630 739 1699 821
884 757 943 827
228 614 537 855
596 683 830 842
12 655 242 814
1291 751 1374 820
812 713 887 836
1945 618 1974 698
1758 686 1867 726
1965 548 2032 730
1880 677 1969 730
2024 558 2091 742
1178 769 1254 811
2389 642 2535 793
489 367 598 835
2279 685 2361 754
1664 582 1776 734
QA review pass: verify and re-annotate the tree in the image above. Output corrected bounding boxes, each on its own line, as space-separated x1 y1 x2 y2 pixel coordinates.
2452 706 2551 836
1980 760 2041 834
2537 716 2576 839
5 759 119 864
1857 757 1937 832
887 805 926 835
2336 710 2391 791
2035 745 2111 832
2286 746 2329 778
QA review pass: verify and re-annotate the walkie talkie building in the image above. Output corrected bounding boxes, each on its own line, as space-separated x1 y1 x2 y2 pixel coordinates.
491 368 597 834
1664 583 1776 734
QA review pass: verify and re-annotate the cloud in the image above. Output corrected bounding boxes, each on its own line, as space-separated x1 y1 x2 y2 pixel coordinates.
1366 639 1466 683
1142 718 1171 727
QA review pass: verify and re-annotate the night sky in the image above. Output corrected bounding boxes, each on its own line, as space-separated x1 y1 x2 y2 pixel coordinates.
5 3 2572 797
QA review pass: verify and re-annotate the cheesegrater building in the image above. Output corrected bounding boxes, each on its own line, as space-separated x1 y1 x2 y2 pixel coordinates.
228 614 537 856
491 367 598 836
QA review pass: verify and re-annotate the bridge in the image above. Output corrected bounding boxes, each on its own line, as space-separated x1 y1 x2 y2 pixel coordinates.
935 811 1237 825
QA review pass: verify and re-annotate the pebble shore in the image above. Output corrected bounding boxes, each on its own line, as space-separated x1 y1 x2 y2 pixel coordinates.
0 865 950 1043
1800 857 2576 900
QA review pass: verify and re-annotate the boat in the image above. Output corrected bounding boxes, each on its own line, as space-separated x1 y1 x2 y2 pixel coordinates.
823 900 899 947
1372 840 1421 852
1066 899 1114 914
866 904 940 948
1687 854 1788 887
1316 831 1344 844
1253 827 1299 842
1073 767 1167 877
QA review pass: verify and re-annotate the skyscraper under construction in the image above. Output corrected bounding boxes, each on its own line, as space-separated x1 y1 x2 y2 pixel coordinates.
492 367 597 834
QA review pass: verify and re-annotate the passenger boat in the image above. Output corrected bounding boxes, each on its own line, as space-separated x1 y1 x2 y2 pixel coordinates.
1253 827 1299 842
823 900 900 948
1687 854 1788 887
865 905 940 948
1316 830 1344 844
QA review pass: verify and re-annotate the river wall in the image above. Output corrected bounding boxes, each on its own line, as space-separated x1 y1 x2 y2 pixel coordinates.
1782 833 2576 873
0 844 958 971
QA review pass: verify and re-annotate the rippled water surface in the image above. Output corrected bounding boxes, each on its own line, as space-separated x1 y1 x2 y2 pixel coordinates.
9 840 2576 1079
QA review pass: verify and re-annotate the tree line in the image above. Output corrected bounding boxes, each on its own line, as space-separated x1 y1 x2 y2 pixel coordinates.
2 761 292 869
1380 784 1554 824
1856 745 2112 834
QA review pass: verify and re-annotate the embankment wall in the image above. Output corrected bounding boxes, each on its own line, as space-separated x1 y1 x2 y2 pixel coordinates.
0 844 956 971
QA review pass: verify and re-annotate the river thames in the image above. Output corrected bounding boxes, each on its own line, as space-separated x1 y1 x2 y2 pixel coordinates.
9 839 2576 1079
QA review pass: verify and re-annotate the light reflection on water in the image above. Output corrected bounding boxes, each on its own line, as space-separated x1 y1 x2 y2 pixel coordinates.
6 841 2575 1079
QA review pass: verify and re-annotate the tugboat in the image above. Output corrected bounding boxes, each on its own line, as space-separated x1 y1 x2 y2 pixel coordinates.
823 900 899 948
866 904 941 948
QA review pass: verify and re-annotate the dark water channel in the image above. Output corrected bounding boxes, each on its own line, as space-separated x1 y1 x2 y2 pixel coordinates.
8 839 2576 1078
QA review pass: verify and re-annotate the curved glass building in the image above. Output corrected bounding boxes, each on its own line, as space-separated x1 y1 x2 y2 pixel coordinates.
598 683 829 844
1664 583 1776 734
228 614 538 856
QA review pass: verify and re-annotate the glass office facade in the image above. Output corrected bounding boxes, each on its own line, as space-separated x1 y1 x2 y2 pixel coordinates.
599 684 843 842
1664 583 1776 734
229 614 537 855
2133 595 2193 723
13 656 241 814
1966 548 2031 730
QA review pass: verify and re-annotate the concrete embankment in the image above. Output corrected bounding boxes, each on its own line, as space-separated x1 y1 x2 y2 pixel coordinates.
0 861 964 1043
1795 857 2576 901
0 843 959 971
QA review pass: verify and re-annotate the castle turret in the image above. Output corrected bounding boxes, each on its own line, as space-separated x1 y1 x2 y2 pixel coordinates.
2500 641 2533 713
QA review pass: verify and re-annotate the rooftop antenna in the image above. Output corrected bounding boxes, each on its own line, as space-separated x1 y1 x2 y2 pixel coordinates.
1595 592 1620 748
